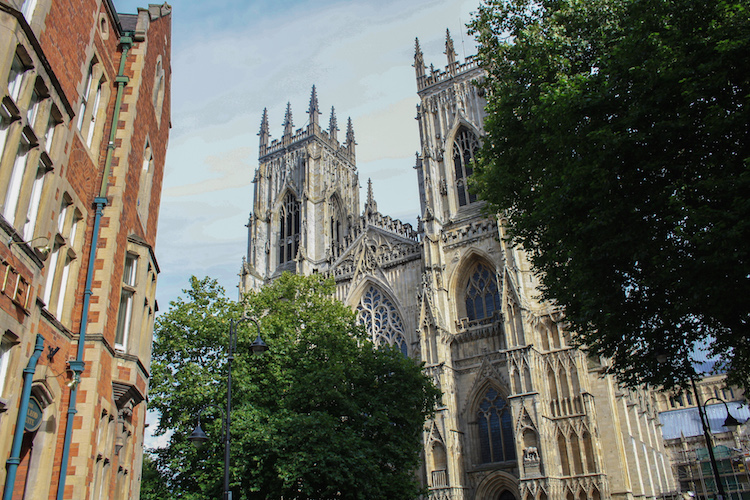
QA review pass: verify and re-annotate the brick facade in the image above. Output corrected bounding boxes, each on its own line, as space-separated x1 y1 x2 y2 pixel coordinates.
0 1 171 499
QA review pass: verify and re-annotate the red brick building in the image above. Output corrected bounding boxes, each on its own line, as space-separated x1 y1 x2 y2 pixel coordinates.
0 0 171 498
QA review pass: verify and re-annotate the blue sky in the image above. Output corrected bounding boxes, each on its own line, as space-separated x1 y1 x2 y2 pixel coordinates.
112 0 479 308
113 0 480 446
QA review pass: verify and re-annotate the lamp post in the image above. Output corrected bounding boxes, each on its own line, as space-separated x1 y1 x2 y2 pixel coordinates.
188 315 268 500
691 377 742 500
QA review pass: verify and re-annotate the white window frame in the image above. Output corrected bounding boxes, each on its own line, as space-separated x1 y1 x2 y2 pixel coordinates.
55 255 71 319
21 0 38 20
68 212 80 246
0 337 12 395
0 111 11 164
86 79 102 147
58 199 70 235
44 112 57 152
77 63 94 131
42 201 81 321
115 253 138 351
42 243 59 306
3 140 30 225
22 163 46 241
7 56 27 102
27 88 41 128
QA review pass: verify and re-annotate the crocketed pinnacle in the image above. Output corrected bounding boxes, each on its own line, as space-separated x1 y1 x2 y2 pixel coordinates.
283 102 293 137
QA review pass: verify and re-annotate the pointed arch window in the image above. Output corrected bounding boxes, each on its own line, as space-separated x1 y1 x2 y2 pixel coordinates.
152 57 166 122
465 262 501 321
452 126 479 206
137 141 154 225
278 192 300 265
477 387 515 463
329 195 344 250
356 285 408 356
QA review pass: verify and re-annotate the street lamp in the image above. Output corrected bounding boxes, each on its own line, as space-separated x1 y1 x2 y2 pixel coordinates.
691 377 744 500
188 315 268 500
188 403 223 449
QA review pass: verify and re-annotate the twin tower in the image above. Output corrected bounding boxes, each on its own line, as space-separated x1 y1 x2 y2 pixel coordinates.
240 30 674 500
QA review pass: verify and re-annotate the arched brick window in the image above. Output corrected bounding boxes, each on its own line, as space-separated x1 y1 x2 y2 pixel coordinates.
356 285 408 355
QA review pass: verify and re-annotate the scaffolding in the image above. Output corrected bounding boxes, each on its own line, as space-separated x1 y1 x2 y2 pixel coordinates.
673 445 750 499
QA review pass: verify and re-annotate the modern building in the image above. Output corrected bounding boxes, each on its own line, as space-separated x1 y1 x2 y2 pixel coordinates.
0 1 171 498
240 31 676 500
658 376 749 499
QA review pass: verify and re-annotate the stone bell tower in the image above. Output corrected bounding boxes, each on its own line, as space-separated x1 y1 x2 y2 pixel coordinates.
240 86 360 292
413 31 674 500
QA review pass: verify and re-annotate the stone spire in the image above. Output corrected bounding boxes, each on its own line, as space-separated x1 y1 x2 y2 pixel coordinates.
259 107 269 150
308 85 320 128
445 28 458 74
414 37 425 79
365 178 377 215
345 117 355 155
329 106 338 143
283 102 293 139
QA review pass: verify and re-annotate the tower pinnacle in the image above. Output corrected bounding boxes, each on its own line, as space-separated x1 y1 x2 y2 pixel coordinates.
414 37 425 79
345 117 356 154
445 28 457 73
308 85 320 128
283 102 294 138
365 178 377 215
329 106 338 142
259 107 269 150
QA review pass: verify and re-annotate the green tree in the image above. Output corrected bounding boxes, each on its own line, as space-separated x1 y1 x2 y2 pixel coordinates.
469 0 750 391
144 274 440 500
139 452 170 500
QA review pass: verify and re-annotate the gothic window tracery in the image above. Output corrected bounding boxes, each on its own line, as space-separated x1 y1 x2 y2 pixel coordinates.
278 192 300 265
477 386 515 464
464 262 500 322
356 285 408 355
452 126 479 206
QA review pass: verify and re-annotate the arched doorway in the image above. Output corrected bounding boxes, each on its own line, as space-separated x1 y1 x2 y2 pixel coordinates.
499 490 518 500
474 470 520 500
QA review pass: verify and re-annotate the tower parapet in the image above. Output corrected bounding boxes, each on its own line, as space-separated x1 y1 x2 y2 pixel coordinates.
414 32 480 92
259 87 356 163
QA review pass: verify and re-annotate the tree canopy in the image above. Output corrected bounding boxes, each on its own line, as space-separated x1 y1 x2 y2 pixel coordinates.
143 274 440 500
469 0 750 391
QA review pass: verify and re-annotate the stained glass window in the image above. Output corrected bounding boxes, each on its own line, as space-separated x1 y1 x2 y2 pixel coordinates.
357 285 408 356
453 127 479 206
279 192 300 264
477 387 515 463
465 263 500 321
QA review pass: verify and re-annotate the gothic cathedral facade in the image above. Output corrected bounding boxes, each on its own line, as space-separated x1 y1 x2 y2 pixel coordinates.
240 32 675 500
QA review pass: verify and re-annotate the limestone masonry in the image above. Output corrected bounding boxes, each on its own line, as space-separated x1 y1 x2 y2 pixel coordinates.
240 31 676 500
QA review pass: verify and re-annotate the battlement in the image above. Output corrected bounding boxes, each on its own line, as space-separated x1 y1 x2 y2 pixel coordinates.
416 55 480 91
260 124 355 162
258 86 356 162
414 30 483 93
364 210 419 241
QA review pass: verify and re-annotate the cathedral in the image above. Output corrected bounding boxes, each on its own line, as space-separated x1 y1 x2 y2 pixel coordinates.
239 31 675 500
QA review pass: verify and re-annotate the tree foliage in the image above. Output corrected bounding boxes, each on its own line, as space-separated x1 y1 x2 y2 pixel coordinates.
139 453 170 500
143 274 440 499
469 0 750 391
